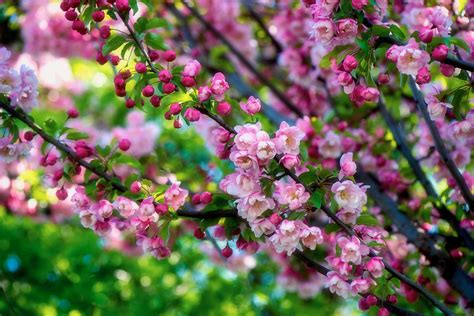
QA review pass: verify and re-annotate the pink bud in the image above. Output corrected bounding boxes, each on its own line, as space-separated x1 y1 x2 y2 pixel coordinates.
135 62 147 73
92 10 105 22
173 119 182 129
378 308 390 316
149 50 159 61
342 55 358 72
56 188 68 201
142 85 154 97
53 170 64 182
191 194 201 205
99 25 110 39
358 298 370 311
222 245 233 258
269 213 282 226
110 55 121 66
116 0 130 12
163 82 176 94
65 10 78 21
169 103 182 115
125 99 135 108
416 66 431 84
119 139 131 151
337 72 353 86
181 76 196 87
386 295 398 304
377 73 390 85
352 0 368 10
155 203 168 215
216 102 231 116
200 191 212 204
130 181 141 194
24 131 35 141
67 108 79 118
440 63 455 77
432 44 448 61
194 228 206 239
158 70 172 83
184 108 201 122
366 294 377 306
150 95 161 107
163 50 176 62
419 28 433 43
198 86 212 102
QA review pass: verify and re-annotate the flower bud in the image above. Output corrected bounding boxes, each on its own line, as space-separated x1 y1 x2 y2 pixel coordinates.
130 181 141 194
92 10 105 22
169 103 182 115
67 108 79 118
432 44 448 61
125 99 135 108
216 102 232 116
200 191 212 204
119 139 131 151
183 108 200 122
419 28 433 43
222 245 233 258
56 188 68 201
163 82 176 94
135 62 147 73
342 55 358 72
163 50 176 62
142 85 154 97
158 69 172 83
150 95 161 107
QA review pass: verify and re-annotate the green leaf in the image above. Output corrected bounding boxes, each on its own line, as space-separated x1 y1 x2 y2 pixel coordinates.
389 24 406 40
445 36 471 52
372 25 390 37
325 223 340 234
113 154 143 172
146 18 171 31
102 34 127 55
287 212 306 220
160 91 193 108
309 190 324 209
356 214 378 226
129 0 139 14
66 131 89 141
144 33 168 51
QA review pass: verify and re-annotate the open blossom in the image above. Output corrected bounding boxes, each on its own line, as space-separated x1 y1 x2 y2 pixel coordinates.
269 220 303 255
326 271 351 298
350 277 373 294
113 196 139 218
336 19 358 38
10 65 39 113
254 139 276 165
312 18 335 43
229 150 259 171
389 39 430 75
220 171 260 198
250 218 276 237
274 121 305 155
0 68 21 94
337 236 370 264
94 199 113 219
339 152 357 179
326 255 352 277
0 137 32 163
234 123 262 151
365 256 384 278
274 180 310 210
71 186 90 209
139 197 156 219
318 131 343 158
237 192 275 220
310 0 339 17
336 208 361 224
331 180 367 210
240 96 261 115
427 102 452 120
79 210 97 228
164 183 188 210
279 154 300 169
300 226 323 250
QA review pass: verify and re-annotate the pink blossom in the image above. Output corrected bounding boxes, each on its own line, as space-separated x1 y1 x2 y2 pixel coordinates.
182 59 201 77
113 196 138 218
336 19 358 38
250 218 276 237
352 0 368 10
164 183 188 210
240 96 261 115
237 192 275 220
310 0 339 17
79 210 97 228
139 196 156 219
234 123 262 151
0 68 21 94
279 154 301 169
331 180 367 210
318 131 342 158
337 236 370 264
428 102 452 120
229 150 259 171
198 86 212 102
274 180 310 210
312 18 335 43
220 171 260 198
94 199 113 219
71 186 90 209
326 255 352 277
274 121 305 155
269 220 302 255
210 72 229 99
395 39 430 75
339 152 357 179
326 271 351 298
336 208 361 224
365 256 384 278
300 225 323 250
350 277 373 294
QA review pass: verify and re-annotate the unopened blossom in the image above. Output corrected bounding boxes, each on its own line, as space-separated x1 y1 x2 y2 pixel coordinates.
331 180 367 210
164 183 188 210
274 180 310 210
279 154 301 169
339 152 357 179
365 256 384 278
274 121 305 155
237 192 275 220
337 236 370 264
113 196 139 218
240 96 261 115
182 59 201 77
269 220 303 255
210 72 229 100
326 271 351 298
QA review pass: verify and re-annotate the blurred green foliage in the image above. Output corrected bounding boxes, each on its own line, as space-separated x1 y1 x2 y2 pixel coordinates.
0 209 345 316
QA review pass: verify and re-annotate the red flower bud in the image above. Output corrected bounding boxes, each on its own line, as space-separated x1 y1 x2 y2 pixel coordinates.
163 50 176 62
65 10 78 21
142 85 154 97
125 99 135 108
163 82 176 94
24 131 35 141
216 102 232 116
92 10 105 22
222 245 233 258
56 188 68 201
119 138 131 151
169 103 182 115
194 228 205 240
150 95 161 107
432 44 448 61
67 108 79 118
135 62 147 73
